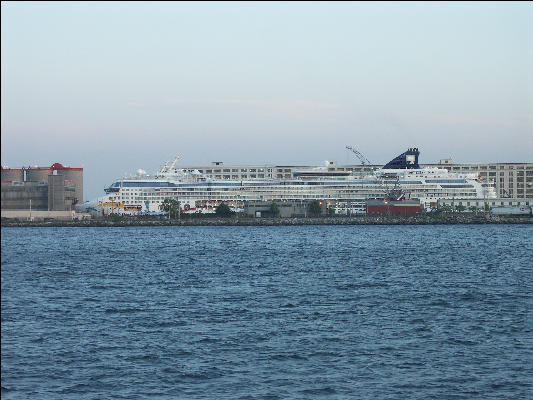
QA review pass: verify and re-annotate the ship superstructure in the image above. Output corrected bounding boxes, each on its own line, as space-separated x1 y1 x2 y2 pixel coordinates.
80 148 497 216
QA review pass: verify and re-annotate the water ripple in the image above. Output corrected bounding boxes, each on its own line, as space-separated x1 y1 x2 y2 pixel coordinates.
2 225 533 399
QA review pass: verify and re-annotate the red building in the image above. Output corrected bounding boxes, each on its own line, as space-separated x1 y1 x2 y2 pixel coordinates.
366 198 421 216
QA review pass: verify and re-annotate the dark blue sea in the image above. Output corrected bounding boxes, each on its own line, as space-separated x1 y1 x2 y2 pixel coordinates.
2 225 533 399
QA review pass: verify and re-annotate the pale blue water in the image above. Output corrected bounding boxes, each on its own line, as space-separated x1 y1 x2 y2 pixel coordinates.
2 225 533 399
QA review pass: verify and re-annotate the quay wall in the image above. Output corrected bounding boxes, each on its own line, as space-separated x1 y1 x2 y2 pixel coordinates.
2 214 532 227
1 210 91 221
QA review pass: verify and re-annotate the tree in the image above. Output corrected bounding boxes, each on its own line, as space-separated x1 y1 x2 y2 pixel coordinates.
455 204 466 212
468 206 478 213
308 200 323 216
161 198 180 219
215 202 234 216
269 202 280 217
109 213 123 223
439 205 453 212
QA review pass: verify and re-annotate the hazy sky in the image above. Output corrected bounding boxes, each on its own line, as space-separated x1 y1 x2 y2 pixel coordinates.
2 2 532 201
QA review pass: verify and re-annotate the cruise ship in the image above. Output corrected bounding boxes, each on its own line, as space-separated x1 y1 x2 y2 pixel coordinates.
79 148 497 216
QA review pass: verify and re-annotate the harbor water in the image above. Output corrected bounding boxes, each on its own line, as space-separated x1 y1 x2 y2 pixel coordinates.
2 225 533 399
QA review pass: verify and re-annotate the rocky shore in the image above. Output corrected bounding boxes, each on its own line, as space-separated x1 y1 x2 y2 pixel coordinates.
2 214 532 227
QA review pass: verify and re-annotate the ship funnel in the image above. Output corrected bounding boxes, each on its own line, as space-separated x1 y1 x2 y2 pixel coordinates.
383 148 420 169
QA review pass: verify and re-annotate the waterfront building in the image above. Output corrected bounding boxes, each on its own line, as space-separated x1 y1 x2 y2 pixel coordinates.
421 162 533 200
366 198 422 216
437 197 531 209
1 163 83 211
243 200 327 218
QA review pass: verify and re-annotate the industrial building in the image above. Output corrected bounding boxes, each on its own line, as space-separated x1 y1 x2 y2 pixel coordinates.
422 161 533 199
366 199 422 216
437 197 531 210
1 163 83 212
243 200 327 218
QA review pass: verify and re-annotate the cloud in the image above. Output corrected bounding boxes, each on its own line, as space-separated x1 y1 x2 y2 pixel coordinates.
127 98 342 120
425 114 533 129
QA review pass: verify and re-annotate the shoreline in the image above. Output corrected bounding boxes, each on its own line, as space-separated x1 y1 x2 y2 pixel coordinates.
2 214 532 227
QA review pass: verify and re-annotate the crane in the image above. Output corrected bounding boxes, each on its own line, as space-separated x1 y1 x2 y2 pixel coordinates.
345 146 372 166
501 188 512 198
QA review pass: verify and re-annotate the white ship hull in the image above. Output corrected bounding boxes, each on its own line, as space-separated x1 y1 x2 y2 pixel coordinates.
79 149 497 216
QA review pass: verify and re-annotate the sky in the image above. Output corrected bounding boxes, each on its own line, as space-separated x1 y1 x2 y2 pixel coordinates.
2 1 532 201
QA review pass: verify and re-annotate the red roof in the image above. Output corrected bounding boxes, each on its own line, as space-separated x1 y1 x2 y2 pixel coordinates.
50 163 82 171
